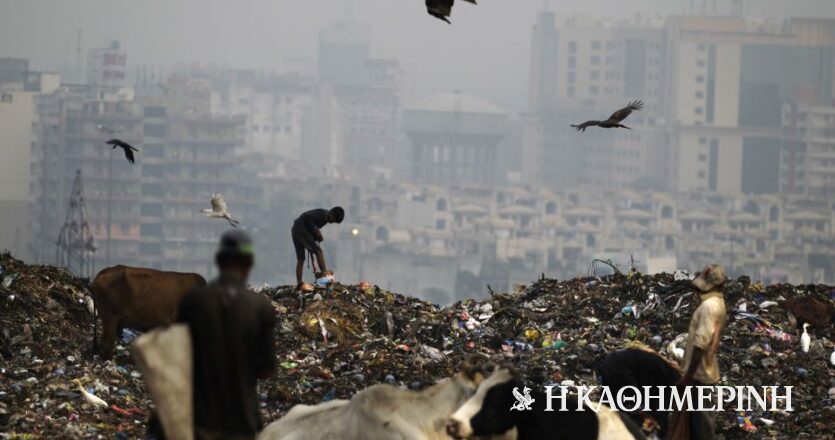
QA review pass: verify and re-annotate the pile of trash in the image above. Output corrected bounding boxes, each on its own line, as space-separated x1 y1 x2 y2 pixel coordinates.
0 253 152 439
2 252 834 439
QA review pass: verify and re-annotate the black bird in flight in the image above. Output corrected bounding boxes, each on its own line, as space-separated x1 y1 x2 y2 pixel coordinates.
426 0 477 24
106 139 139 165
571 100 645 132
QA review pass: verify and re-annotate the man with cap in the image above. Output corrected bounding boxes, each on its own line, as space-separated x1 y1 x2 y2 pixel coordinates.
291 206 344 290
176 230 276 440
674 264 728 440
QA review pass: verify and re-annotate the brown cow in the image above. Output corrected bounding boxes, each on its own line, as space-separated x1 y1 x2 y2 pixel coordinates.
91 265 206 358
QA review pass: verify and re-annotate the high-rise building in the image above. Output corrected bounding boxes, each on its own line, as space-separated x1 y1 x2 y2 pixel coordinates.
306 22 400 173
665 17 835 194
783 104 835 197
525 11 835 195
31 80 260 276
523 12 670 191
0 59 60 261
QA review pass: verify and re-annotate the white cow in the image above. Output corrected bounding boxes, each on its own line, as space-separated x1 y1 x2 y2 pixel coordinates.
259 359 515 440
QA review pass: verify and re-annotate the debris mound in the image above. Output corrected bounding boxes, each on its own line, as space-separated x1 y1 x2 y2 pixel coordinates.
2 253 835 439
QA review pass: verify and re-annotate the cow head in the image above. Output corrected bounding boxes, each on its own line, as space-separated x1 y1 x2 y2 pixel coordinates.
446 366 520 439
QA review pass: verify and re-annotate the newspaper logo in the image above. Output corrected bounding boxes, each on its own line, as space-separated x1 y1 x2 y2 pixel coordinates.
510 386 535 411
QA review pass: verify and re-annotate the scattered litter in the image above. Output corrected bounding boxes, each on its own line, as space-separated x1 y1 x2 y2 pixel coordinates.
1 253 833 439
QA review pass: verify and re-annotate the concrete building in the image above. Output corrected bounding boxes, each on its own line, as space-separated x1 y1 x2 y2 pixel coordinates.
666 17 835 194
403 92 507 186
782 104 835 197
30 80 260 277
523 12 671 192
305 22 401 174
0 59 60 261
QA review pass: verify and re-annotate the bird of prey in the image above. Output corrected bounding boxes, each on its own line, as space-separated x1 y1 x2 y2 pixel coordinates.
426 0 476 24
202 194 240 227
106 139 139 165
571 100 645 132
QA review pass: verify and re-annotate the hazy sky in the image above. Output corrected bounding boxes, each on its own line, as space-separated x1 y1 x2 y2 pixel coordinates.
2 0 834 108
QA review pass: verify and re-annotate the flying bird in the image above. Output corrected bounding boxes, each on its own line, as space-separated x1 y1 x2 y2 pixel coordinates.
72 379 108 409
800 323 811 353
571 100 645 132
202 194 240 227
106 139 139 165
426 0 476 24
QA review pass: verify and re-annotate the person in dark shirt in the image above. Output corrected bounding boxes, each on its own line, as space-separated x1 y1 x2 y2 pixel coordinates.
176 230 276 440
291 206 344 289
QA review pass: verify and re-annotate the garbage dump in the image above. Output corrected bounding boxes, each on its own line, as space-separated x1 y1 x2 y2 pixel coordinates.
1 252 834 439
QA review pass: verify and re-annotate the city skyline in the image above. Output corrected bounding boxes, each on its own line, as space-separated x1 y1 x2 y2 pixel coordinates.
2 1 835 300
2 0 835 109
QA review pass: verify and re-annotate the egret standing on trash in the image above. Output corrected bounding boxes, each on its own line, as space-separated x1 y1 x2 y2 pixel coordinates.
291 207 344 291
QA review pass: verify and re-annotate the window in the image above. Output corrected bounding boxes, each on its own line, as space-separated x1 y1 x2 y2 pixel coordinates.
435 219 446 230
143 144 164 158
139 243 161 255
699 138 707 145
592 41 602 50
143 123 167 137
142 164 164 178
144 106 166 118
590 71 600 80
698 154 707 162
591 56 601 66
696 75 705 83
141 224 162 236
697 60 706 68
568 72 576 83
569 41 577 53
696 91 705 99
695 107 704 115
590 86 599 95
142 184 163 197
698 44 706 51
568 57 576 68
141 203 163 216
1 93 13 103
567 87 575 97
698 171 706 178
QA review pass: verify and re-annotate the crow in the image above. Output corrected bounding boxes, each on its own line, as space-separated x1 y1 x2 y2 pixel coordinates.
571 100 644 132
426 0 477 24
106 139 139 165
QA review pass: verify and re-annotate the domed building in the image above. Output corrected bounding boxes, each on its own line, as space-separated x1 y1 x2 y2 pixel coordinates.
403 91 507 186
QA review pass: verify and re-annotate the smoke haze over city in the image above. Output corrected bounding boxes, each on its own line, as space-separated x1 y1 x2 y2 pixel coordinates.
2 0 835 303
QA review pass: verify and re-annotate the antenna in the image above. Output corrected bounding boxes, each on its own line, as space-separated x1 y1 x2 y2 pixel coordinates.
56 170 97 278
75 29 83 82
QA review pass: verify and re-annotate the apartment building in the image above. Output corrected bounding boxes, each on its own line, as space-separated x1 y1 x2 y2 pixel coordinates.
666 17 835 193
30 81 261 277
0 59 60 261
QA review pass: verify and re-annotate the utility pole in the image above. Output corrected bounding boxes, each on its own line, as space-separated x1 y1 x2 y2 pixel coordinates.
107 147 113 266
97 124 122 268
